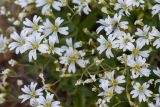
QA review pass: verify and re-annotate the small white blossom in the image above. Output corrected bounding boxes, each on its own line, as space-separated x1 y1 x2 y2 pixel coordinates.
135 25 154 47
37 92 61 107
114 0 133 16
0 93 6 104
15 0 34 7
152 0 160 19
129 0 144 7
19 82 43 103
101 71 126 94
131 82 152 102
59 47 88 73
8 59 17 67
23 15 44 34
0 35 9 53
96 14 128 35
8 31 28 54
97 35 118 58
127 56 151 78
36 0 63 15
72 0 91 15
150 27 160 48
43 17 69 43
24 32 48 62
116 32 135 51
127 43 150 60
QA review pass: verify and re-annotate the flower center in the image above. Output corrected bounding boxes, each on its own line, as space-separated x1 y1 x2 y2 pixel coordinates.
143 33 148 39
52 25 59 32
124 38 130 44
33 44 39 49
30 91 36 97
20 40 25 46
33 24 39 31
134 64 141 71
112 80 118 87
138 86 144 92
105 41 112 48
133 49 139 56
106 91 113 97
47 0 53 4
46 102 51 107
69 52 80 63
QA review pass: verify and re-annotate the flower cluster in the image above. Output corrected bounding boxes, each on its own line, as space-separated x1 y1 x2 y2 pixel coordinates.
19 82 61 107
0 0 160 107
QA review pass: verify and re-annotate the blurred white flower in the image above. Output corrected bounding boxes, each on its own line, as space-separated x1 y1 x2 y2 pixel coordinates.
127 42 150 60
131 82 152 102
150 27 160 48
0 93 6 104
8 59 17 67
43 17 69 43
135 25 154 47
97 35 118 58
23 15 44 34
152 0 160 19
0 35 9 53
36 0 63 15
129 0 144 7
96 14 128 34
19 82 43 103
72 0 91 15
116 32 135 51
15 0 34 7
37 92 61 107
127 56 150 78
101 71 126 94
24 32 48 62
114 0 133 16
8 31 28 54
59 47 88 73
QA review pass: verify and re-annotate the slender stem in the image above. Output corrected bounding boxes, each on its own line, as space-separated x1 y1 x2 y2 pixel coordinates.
112 101 128 107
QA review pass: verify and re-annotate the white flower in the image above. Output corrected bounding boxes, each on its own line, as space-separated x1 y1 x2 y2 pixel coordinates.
8 31 28 54
15 0 34 7
116 32 135 51
129 0 144 7
72 0 91 15
43 17 69 43
8 59 17 67
47 35 64 55
59 47 88 73
37 92 61 107
114 0 133 16
0 35 9 53
98 79 114 102
24 32 48 62
98 87 114 103
102 71 126 94
127 43 150 60
0 93 6 104
36 0 63 15
127 56 151 78
96 14 128 34
153 67 160 77
117 54 128 64
19 82 43 103
61 38 82 51
135 25 154 47
150 27 160 48
97 35 118 58
23 15 44 34
131 82 152 102
152 0 160 19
